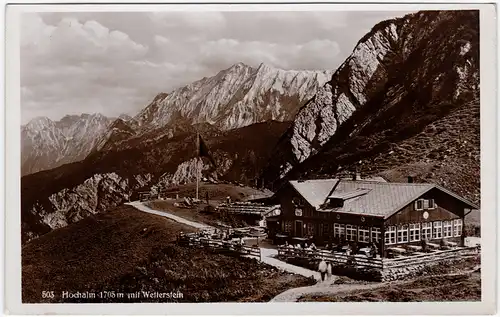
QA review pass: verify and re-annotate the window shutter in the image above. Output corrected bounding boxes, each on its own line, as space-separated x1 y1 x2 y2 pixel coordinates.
415 201 419 210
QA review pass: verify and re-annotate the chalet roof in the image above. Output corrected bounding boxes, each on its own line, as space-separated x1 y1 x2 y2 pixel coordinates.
328 188 372 200
323 181 434 218
288 179 479 219
289 179 339 209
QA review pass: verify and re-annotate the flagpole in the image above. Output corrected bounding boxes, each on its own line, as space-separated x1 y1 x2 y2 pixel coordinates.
196 131 200 201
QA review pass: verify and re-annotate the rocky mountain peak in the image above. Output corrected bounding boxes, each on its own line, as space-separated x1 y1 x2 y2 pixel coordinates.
133 61 332 133
24 116 55 131
21 113 115 175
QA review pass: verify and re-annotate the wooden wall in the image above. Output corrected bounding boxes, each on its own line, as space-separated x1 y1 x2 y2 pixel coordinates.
385 188 464 226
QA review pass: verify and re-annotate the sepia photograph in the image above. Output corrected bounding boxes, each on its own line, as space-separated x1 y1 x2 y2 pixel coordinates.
3 2 497 315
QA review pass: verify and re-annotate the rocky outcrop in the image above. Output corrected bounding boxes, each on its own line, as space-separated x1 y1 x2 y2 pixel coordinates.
23 172 155 243
156 158 218 187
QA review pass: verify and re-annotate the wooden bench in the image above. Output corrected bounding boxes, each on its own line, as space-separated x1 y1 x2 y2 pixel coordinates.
447 241 458 247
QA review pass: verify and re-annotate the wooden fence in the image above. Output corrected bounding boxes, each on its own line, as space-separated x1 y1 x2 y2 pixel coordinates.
382 246 480 269
178 234 261 260
277 246 383 269
277 245 479 270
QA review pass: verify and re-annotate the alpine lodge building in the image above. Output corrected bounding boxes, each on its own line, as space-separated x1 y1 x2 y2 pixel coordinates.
265 176 479 257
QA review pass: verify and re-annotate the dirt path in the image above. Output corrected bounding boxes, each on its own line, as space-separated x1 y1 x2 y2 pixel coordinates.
270 266 480 302
126 201 214 230
260 248 322 281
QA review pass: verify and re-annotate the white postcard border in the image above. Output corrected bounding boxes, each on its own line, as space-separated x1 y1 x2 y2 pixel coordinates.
3 2 497 315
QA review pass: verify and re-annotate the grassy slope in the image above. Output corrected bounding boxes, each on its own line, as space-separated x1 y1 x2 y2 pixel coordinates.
300 273 480 302
22 205 313 303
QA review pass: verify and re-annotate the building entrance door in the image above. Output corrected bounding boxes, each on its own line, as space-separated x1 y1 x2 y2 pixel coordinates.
295 220 303 237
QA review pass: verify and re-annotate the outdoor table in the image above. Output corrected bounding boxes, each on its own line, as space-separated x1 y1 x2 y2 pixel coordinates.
426 242 439 249
407 245 422 251
388 247 406 254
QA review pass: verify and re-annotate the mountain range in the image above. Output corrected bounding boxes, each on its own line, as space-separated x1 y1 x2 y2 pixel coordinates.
22 63 332 175
20 63 331 243
21 10 480 244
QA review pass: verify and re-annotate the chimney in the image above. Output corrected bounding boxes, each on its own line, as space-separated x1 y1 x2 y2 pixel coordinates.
408 176 414 183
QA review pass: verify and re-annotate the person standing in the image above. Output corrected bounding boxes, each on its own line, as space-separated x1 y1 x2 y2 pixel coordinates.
318 258 327 282
326 261 332 281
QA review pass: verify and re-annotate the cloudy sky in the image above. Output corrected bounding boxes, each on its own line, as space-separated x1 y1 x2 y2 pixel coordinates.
21 10 412 124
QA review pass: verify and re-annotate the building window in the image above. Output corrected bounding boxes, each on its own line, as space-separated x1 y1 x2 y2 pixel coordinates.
428 199 435 209
346 225 357 241
397 224 409 243
443 220 453 238
322 223 330 237
283 221 292 233
453 219 463 237
334 223 345 238
433 221 443 239
358 227 370 243
415 199 436 210
385 226 397 245
415 199 424 210
371 227 381 243
410 223 420 242
306 222 314 236
421 222 432 241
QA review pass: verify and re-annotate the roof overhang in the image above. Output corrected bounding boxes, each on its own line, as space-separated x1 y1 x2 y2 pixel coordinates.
434 185 480 210
318 209 385 218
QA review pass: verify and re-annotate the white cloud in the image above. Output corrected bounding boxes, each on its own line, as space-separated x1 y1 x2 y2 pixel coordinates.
21 10 412 124
197 38 341 70
148 11 226 33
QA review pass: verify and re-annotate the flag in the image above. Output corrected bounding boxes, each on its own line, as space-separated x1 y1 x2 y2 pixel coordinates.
197 134 216 167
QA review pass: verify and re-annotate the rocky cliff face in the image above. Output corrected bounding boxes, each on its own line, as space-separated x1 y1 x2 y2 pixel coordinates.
135 62 332 131
263 10 479 204
21 114 115 175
